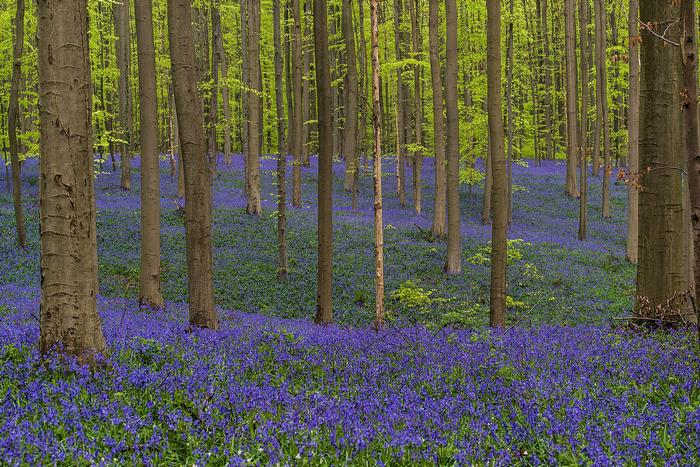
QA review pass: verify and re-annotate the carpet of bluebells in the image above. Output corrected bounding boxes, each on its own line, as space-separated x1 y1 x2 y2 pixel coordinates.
0 155 698 464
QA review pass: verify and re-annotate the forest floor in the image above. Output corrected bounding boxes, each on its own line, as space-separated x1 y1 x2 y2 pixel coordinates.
0 155 698 464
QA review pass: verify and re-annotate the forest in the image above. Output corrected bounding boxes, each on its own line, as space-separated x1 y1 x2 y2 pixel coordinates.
0 0 699 464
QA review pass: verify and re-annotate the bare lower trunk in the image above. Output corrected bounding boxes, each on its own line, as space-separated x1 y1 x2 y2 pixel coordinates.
626 0 639 263
215 10 232 165
38 0 107 360
291 0 303 207
563 0 579 198
409 0 423 215
9 0 26 249
246 0 262 215
578 0 590 240
342 0 359 193
445 0 461 275
115 0 132 191
393 0 407 208
429 0 446 238
594 0 611 217
169 0 218 330
273 0 288 281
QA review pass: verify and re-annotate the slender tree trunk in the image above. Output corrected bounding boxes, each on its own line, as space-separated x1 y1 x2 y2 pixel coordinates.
482 132 493 224
429 0 446 238
579 0 590 240
595 0 611 216
274 0 289 281
169 0 218 330
37 0 107 360
393 0 407 207
682 0 700 320
342 0 359 193
115 0 133 191
637 0 688 312
240 0 249 162
487 0 506 328
370 0 385 329
505 0 514 224
564 0 579 197
410 0 423 215
9 0 26 249
291 0 304 206
215 9 232 165
541 0 553 161
444 0 461 275
314 0 334 324
135 0 164 308
626 0 639 263
285 3 295 158
209 2 221 170
302 0 312 165
246 0 262 215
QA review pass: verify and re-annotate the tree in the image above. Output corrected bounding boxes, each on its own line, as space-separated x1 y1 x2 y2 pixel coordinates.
342 0 359 193
636 0 688 311
393 0 407 208
214 5 232 165
246 0 262 215
578 0 590 240
114 0 133 191
168 0 218 330
273 0 289 281
135 0 165 309
370 0 385 329
291 0 304 207
563 0 578 198
409 0 423 216
487 0 506 328
626 0 639 263
37 0 107 359
314 0 334 324
8 0 26 248
594 0 611 217
444 0 461 275
428 0 446 239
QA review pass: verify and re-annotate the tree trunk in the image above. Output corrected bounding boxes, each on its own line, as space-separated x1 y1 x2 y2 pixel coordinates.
115 0 133 191
393 0 407 207
429 0 446 238
682 0 700 322
637 0 688 312
168 0 218 330
135 0 165 309
246 0 262 215
505 0 514 224
487 0 507 328
285 3 295 158
578 0 590 240
209 2 221 170
302 0 312 165
9 0 26 249
314 0 334 324
342 0 359 193
594 0 611 216
215 8 232 165
37 0 107 360
444 0 461 275
541 0 553 161
410 0 423 215
626 0 639 263
274 0 289 281
240 0 249 162
370 0 385 329
291 0 304 206
564 0 579 198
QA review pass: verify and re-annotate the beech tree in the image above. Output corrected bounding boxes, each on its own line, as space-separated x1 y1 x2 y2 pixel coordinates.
445 0 461 275
428 0 446 239
563 0 578 198
114 0 133 191
273 0 289 281
291 0 303 207
8 0 26 248
626 0 639 263
168 0 218 330
246 0 262 215
342 0 359 194
37 0 107 359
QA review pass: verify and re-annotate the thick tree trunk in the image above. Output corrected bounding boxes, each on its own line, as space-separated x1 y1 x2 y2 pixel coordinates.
637 0 688 312
563 0 579 198
274 0 289 281
594 0 611 216
487 0 507 328
37 0 107 360
370 0 385 330
342 0 359 193
246 0 262 215
626 0 639 263
682 0 700 322
429 0 446 238
444 0 461 275
9 0 26 249
115 0 133 191
291 0 304 206
168 0 218 330
314 0 334 324
135 0 165 309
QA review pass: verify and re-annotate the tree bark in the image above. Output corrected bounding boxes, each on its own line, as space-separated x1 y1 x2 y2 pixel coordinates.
168 0 218 330
246 0 262 215
579 0 590 240
564 0 579 198
37 0 107 360
409 0 423 215
115 0 133 191
370 0 385 329
9 0 26 249
487 0 507 328
637 0 688 312
594 0 611 216
541 0 553 161
393 0 407 207
291 0 304 206
429 0 446 238
135 0 165 309
314 0 334 324
215 7 232 165
626 0 639 263
342 0 359 193
444 0 461 275
274 0 289 281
